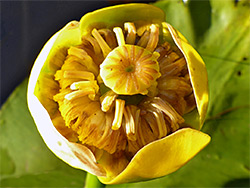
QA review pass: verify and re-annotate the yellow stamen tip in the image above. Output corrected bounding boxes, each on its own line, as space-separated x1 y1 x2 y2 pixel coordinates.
112 99 125 130
113 27 126 46
92 28 111 57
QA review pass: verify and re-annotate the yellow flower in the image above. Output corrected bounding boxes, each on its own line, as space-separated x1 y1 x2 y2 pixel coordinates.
27 3 210 184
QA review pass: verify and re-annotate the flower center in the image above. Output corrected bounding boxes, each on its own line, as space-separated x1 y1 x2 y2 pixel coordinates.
51 21 196 160
125 65 134 73
100 44 161 95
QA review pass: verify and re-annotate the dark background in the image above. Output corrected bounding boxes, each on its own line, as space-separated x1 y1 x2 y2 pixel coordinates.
0 0 156 106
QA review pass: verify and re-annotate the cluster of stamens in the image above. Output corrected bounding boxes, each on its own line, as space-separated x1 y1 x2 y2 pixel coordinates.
52 22 195 159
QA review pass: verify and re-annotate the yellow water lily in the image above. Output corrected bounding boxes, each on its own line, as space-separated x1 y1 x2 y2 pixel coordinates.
27 3 210 184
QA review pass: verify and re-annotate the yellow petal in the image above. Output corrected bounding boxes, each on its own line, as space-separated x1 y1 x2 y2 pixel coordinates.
27 21 105 177
32 21 82 110
164 23 209 128
98 128 210 184
80 3 165 36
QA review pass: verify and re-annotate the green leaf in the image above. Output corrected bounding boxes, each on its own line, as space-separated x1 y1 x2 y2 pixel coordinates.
0 79 86 187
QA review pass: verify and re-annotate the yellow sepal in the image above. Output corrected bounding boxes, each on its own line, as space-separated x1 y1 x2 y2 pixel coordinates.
164 23 209 128
27 21 106 177
98 128 210 184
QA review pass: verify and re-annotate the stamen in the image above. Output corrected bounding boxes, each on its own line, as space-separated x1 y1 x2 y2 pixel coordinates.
64 89 96 101
127 139 140 156
124 22 136 45
63 70 95 80
53 89 71 102
80 109 106 143
184 93 196 114
92 28 111 57
159 51 181 68
70 80 99 93
100 90 118 112
136 24 150 36
160 57 186 77
82 35 102 55
137 30 150 48
98 29 117 49
123 106 136 141
113 27 126 46
139 117 158 145
137 119 148 146
152 110 168 138
155 42 171 56
151 97 184 131
67 47 99 76
107 130 121 154
158 77 192 97
134 108 141 128
158 90 187 115
60 96 91 119
96 112 113 148
68 46 89 59
146 24 159 52
143 112 159 137
63 56 88 71
112 99 125 130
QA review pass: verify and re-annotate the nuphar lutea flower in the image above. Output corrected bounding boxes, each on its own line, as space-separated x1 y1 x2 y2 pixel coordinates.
28 4 210 184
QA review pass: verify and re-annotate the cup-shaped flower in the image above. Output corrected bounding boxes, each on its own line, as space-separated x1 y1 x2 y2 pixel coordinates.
27 3 210 184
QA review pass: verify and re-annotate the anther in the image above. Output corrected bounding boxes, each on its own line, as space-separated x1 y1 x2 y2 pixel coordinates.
100 90 118 112
124 22 136 45
112 99 125 130
113 27 125 46
92 28 111 57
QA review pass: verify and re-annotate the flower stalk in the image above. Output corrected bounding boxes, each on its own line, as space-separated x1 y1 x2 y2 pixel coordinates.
85 173 105 188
